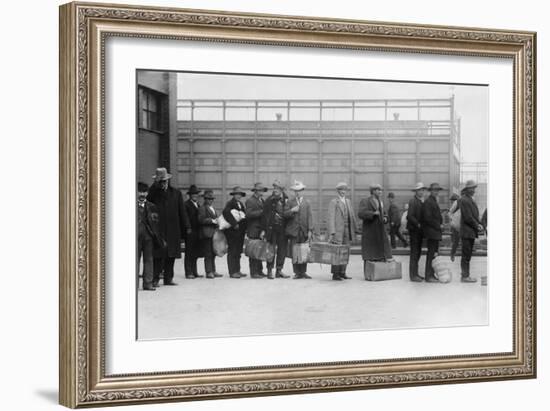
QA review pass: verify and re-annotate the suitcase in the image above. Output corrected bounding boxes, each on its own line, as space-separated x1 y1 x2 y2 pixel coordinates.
244 239 275 262
363 260 402 281
292 243 310 264
308 242 350 265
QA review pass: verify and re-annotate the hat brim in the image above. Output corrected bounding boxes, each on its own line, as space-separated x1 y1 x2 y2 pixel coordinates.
412 187 427 191
290 185 306 191
187 190 202 195
230 191 246 196
252 187 268 192
461 185 477 191
429 187 444 191
153 174 172 180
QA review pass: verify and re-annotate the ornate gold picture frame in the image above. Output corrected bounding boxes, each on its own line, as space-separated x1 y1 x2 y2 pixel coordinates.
59 1 536 408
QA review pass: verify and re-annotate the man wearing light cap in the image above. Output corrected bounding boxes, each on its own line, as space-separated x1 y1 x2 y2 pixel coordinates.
327 182 358 280
407 182 427 282
284 180 314 279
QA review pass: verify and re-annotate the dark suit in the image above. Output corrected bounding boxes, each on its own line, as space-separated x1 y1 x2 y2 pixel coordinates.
407 196 424 279
245 195 265 275
223 198 246 275
262 193 288 271
146 184 188 284
284 197 313 275
459 194 481 277
421 195 443 280
198 204 218 274
184 199 201 277
137 200 160 289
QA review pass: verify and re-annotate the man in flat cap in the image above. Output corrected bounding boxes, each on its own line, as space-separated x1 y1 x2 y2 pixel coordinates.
198 190 222 279
262 180 290 279
147 167 188 286
387 192 408 249
421 183 444 283
246 182 268 278
327 182 359 280
183 184 203 279
407 182 427 282
222 186 248 279
358 184 392 262
459 180 484 283
284 180 314 279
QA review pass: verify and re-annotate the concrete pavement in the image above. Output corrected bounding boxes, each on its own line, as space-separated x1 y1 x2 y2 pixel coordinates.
137 254 487 340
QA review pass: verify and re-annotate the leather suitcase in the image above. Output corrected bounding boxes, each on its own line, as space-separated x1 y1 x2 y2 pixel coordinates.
244 239 275 262
308 242 350 265
364 260 402 281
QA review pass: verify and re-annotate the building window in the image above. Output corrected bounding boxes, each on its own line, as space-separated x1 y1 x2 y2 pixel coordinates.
139 87 164 132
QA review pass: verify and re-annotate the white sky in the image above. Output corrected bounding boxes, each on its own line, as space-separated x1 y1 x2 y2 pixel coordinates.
176 72 488 163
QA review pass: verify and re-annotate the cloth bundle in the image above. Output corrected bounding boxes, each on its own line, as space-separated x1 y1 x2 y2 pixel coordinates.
217 209 246 230
212 230 228 257
432 255 452 283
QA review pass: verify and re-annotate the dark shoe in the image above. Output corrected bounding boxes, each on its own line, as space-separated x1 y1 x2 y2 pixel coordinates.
267 274 274 280
340 274 352 280
152 281 159 288
238 272 248 277
164 281 178 286
293 274 303 279
259 272 267 277
425 277 439 283
332 275 343 281
251 274 264 279
410 276 424 282
230 274 241 279
302 273 312 279
461 276 477 283
206 273 215 279
213 272 223 278
185 275 195 279
194 273 204 278
143 285 156 291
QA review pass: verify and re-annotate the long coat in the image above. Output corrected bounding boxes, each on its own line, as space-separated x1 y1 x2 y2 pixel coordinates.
421 195 443 240
262 193 288 242
222 197 247 246
197 204 218 239
459 194 481 239
406 196 424 233
146 183 188 258
284 197 313 242
358 196 392 260
245 195 265 238
387 202 401 227
327 197 358 245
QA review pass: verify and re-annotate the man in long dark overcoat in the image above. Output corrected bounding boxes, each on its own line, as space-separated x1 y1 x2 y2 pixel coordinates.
407 182 427 282
183 184 203 279
421 183 444 283
146 167 188 286
358 184 392 262
459 180 484 283
222 186 247 278
245 182 268 278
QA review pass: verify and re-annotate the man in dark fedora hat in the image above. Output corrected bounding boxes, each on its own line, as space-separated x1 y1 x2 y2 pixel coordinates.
222 186 248 278
459 180 483 283
198 190 222 279
407 182 427 282
183 184 203 279
147 167 188 286
245 182 269 278
421 183 444 283
262 180 290 279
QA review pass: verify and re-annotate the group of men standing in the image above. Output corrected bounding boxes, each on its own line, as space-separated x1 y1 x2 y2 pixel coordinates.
137 167 484 290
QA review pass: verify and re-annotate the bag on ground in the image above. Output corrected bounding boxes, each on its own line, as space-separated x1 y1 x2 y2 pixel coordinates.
212 229 228 257
432 255 452 283
292 243 310 264
244 238 275 262
364 260 402 281
308 242 350 265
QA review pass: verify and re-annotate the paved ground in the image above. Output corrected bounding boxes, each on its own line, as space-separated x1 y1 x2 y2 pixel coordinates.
137 254 487 340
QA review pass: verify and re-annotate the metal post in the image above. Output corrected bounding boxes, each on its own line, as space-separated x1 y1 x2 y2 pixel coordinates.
222 101 227 199
254 101 258 183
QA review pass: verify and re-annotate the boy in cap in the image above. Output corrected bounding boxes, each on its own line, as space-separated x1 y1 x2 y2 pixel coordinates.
284 181 314 279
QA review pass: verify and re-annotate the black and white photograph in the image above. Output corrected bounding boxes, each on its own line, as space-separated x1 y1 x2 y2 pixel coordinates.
136 70 489 340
